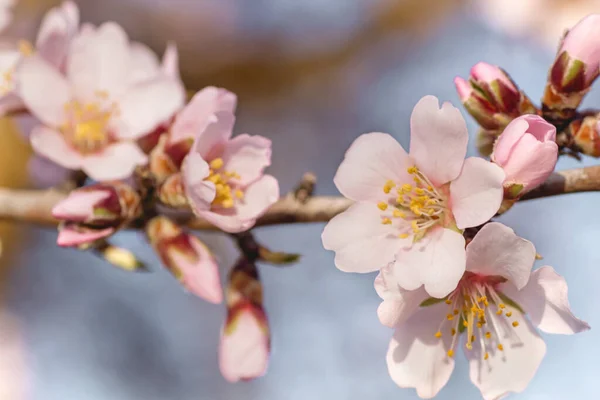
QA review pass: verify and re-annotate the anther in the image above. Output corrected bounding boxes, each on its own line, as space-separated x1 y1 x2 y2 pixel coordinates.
485 332 491 339
407 166 418 174
434 331 442 338
393 209 405 218
447 349 454 358
398 233 409 239
512 321 519 327
497 344 504 351
377 202 388 211
210 158 224 170
484 352 489 360
505 311 512 317
381 217 392 225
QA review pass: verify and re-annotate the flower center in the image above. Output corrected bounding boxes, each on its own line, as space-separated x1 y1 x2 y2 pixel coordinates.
378 166 447 240
427 274 522 361
61 92 117 153
205 157 244 209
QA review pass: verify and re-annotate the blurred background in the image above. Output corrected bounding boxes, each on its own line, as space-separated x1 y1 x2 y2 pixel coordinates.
1 0 600 399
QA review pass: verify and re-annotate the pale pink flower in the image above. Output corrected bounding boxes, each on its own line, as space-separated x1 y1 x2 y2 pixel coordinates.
0 0 14 33
146 216 223 304
322 95 505 298
182 111 279 233
0 0 79 116
16 22 185 181
219 301 270 382
492 115 558 196
379 222 589 400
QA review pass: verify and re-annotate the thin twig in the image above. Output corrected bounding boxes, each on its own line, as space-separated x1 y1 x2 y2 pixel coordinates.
0 166 599 230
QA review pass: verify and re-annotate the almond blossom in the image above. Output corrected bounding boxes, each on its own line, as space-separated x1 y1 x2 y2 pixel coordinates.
492 114 558 197
182 110 279 233
322 95 505 298
378 222 589 399
16 22 184 181
0 0 79 116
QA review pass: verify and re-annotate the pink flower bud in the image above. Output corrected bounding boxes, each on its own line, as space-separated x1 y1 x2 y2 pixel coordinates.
219 258 270 382
53 182 141 247
492 115 558 196
146 216 223 304
455 63 534 131
552 14 600 92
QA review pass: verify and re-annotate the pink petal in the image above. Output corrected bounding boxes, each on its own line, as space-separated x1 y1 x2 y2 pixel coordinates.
466 308 546 400
113 77 184 139
16 56 70 126
182 153 216 213
491 117 530 165
219 304 270 382
499 135 558 191
199 175 279 233
560 14 600 84
170 87 237 144
67 22 130 101
80 142 147 181
386 304 455 398
30 125 83 170
52 190 110 220
57 225 115 247
450 157 505 229
169 235 223 304
161 42 180 82
191 110 235 159
27 155 71 188
0 94 24 117
454 76 473 102
322 202 403 273
35 0 79 68
374 264 429 327
409 95 468 186
222 134 271 185
465 222 536 289
394 227 466 298
128 42 160 84
333 132 412 202
507 266 590 334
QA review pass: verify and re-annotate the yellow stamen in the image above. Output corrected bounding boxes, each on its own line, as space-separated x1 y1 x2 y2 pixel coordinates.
383 180 395 194
505 311 512 317
445 299 452 305
484 352 489 360
210 158 224 170
434 331 442 338
512 321 519 327
18 40 34 56
392 209 405 218
499 303 506 309
398 233 409 239
407 166 418 174
451 328 456 336
485 332 491 339
497 344 504 351
447 349 454 358
446 314 454 321
381 217 392 225
377 202 388 211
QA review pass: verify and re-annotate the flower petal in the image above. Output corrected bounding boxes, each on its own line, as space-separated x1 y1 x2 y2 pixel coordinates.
128 41 160 84
375 264 429 327
170 87 237 144
57 224 114 247
409 95 468 186
499 135 558 191
27 155 71 188
198 175 279 233
52 190 110 220
168 235 223 304
16 56 70 126
67 22 130 100
219 303 270 382
192 110 235 159
222 134 271 185
466 222 535 290
322 202 403 273
450 157 505 229
161 42 180 82
114 77 184 139
182 153 216 213
466 308 546 400
35 0 79 68
387 304 455 399
333 132 412 202
507 266 590 335
80 142 147 181
394 227 466 298
30 125 83 170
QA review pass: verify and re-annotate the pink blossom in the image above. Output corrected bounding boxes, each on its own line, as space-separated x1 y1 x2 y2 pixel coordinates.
322 95 505 298
492 115 558 196
16 22 184 181
557 14 600 88
146 216 223 304
52 182 141 247
182 111 279 233
379 222 589 399
219 301 270 382
0 1 79 116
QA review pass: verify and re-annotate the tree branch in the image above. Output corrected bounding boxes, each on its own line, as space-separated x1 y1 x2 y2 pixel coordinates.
1 166 599 230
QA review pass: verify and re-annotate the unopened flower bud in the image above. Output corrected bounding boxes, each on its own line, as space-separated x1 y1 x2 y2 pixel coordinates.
455 63 536 131
543 15 600 118
146 216 222 303
53 182 141 247
566 115 600 157
158 172 188 208
492 115 558 197
219 258 270 382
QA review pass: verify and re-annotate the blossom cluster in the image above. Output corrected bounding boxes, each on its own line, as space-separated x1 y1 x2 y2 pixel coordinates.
322 14 600 399
1 1 278 382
